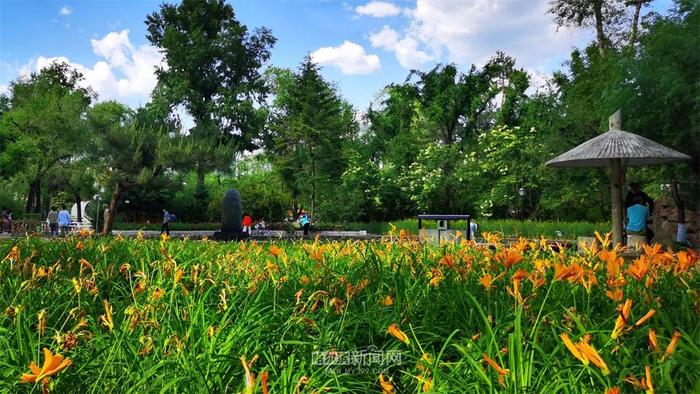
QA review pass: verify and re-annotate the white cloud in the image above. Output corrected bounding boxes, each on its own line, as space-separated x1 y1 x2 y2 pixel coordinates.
369 25 399 50
59 5 72 16
355 1 401 18
22 30 163 105
394 37 433 69
311 41 381 75
363 0 586 73
0 84 8 95
369 25 432 69
414 0 583 66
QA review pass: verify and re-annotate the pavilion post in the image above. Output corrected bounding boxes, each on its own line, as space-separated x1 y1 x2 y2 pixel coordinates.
610 158 625 246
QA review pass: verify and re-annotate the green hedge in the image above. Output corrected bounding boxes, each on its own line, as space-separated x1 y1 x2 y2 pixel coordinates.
113 218 609 239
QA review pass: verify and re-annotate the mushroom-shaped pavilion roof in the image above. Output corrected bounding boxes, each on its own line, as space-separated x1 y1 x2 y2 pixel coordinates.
546 129 691 168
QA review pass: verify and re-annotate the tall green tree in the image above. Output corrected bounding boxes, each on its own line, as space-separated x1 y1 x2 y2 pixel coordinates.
0 62 93 214
87 102 184 234
266 58 357 218
548 0 626 57
145 0 276 199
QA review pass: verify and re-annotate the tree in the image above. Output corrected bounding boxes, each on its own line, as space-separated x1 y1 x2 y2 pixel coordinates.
48 160 96 223
626 0 653 45
0 62 93 214
87 102 183 234
548 0 625 57
266 58 357 219
146 0 276 197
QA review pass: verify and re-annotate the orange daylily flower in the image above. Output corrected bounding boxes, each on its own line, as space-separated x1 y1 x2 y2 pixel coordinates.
268 245 283 258
240 355 258 394
674 250 697 275
624 365 654 393
20 347 72 384
482 353 509 385
663 331 681 361
628 257 649 281
554 263 584 282
605 288 623 302
174 268 184 285
480 273 494 290
576 341 610 375
604 387 620 394
495 248 523 269
99 299 114 331
648 329 658 351
560 333 609 375
3 245 20 262
419 375 432 392
439 253 456 268
560 333 587 365
428 268 444 287
645 366 654 394
260 370 269 394
634 309 655 328
612 299 632 339
381 295 394 306
601 249 622 280
387 323 410 345
379 374 394 394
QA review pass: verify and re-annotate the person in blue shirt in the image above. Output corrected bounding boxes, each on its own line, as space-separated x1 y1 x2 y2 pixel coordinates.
626 196 649 241
299 212 310 236
161 209 171 236
58 206 72 236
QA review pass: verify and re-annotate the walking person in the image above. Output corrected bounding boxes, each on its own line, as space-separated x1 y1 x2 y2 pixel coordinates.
58 206 71 236
47 207 59 237
242 213 253 234
161 209 171 236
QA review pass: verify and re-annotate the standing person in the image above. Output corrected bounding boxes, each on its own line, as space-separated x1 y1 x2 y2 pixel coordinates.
58 206 71 236
625 182 655 243
1 208 11 233
242 213 253 234
47 207 59 237
299 212 310 236
626 195 650 241
161 209 171 236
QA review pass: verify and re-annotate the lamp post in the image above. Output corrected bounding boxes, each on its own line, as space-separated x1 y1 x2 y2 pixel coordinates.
518 187 526 221
93 187 104 232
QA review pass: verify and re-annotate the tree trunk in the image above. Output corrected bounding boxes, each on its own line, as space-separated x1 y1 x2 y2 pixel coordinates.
25 178 40 213
75 193 82 223
593 0 607 57
630 0 642 46
102 184 122 235
609 159 625 247
310 156 316 219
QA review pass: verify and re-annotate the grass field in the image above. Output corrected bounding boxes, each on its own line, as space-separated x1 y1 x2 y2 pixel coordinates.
0 232 698 393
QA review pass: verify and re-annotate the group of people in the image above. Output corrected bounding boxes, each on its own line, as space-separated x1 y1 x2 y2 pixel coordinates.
1 206 73 236
625 182 655 244
242 214 266 234
46 206 73 236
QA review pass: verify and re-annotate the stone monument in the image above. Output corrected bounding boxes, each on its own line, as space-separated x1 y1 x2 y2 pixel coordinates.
212 189 248 240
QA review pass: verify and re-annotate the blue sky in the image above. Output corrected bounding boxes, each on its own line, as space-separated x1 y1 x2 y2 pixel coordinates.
0 0 674 111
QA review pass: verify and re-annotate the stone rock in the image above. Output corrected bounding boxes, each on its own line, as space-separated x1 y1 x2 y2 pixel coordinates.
651 193 699 248
221 189 243 232
212 189 248 241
